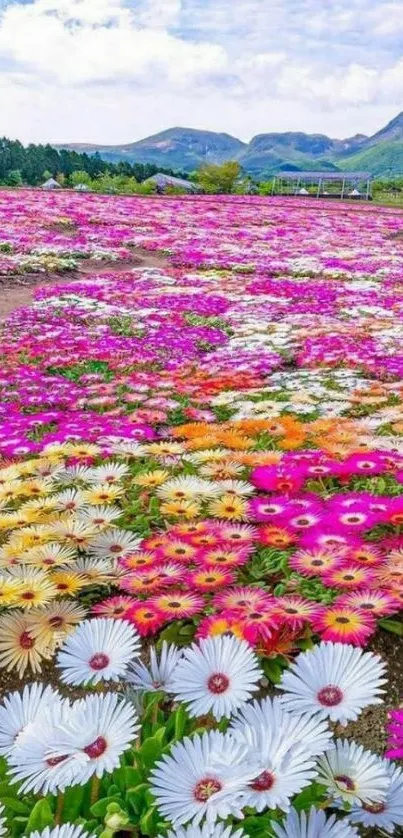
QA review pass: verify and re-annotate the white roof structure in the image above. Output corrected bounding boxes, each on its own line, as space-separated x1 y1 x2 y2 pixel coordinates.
74 183 91 192
42 178 61 190
144 173 202 193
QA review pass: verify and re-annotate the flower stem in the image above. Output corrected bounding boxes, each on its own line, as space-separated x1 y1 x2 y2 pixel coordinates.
90 775 101 805
55 792 64 825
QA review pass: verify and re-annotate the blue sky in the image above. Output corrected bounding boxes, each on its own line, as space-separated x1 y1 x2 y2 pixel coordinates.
0 0 402 143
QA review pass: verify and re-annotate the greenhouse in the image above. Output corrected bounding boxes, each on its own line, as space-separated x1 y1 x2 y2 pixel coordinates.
271 171 373 199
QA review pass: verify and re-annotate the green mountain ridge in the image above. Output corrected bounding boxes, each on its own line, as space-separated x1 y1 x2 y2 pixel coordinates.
55 113 403 177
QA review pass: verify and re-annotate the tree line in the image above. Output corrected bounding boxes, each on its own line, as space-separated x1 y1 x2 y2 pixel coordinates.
0 137 190 187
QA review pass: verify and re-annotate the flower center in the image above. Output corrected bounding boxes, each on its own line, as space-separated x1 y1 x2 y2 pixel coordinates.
251 770 275 791
83 736 107 759
167 601 181 608
89 652 110 670
317 685 344 706
19 631 34 649
193 777 222 802
49 616 64 628
335 617 350 624
363 801 386 814
207 673 230 694
21 592 35 600
335 774 356 792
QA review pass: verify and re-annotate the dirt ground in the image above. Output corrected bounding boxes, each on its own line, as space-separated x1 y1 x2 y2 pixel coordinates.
0 248 170 319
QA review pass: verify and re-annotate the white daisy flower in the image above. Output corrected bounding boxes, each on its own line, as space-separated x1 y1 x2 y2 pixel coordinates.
8 699 79 795
57 618 141 685
150 730 259 827
231 696 333 759
127 642 183 692
348 761 403 834
50 693 139 785
0 805 6 838
317 740 390 806
87 463 129 484
87 529 142 561
163 825 246 838
214 480 255 497
279 642 387 726
0 682 61 757
272 806 359 837
77 505 122 527
22 543 77 567
234 722 317 812
156 477 221 501
55 466 93 485
101 439 146 458
54 489 88 512
27 826 94 838
171 636 262 720
74 555 118 583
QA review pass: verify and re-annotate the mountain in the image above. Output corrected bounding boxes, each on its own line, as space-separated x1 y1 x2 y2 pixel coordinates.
56 113 403 177
56 127 246 171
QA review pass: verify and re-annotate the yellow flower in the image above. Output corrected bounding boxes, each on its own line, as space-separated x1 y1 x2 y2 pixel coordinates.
145 442 185 456
82 484 123 504
12 570 58 610
66 443 100 458
19 479 53 498
26 601 87 647
50 570 87 596
0 481 23 502
0 612 53 676
0 577 23 607
134 470 170 488
159 499 201 519
208 494 247 521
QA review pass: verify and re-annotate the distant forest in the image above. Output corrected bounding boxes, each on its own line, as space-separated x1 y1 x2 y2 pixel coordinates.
0 137 189 185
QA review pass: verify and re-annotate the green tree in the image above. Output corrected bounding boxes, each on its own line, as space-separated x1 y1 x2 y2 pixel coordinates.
71 170 92 186
195 160 241 194
5 169 23 186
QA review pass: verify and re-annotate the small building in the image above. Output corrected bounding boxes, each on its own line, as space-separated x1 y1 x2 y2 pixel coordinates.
271 171 373 200
42 178 61 190
74 183 91 192
144 173 202 194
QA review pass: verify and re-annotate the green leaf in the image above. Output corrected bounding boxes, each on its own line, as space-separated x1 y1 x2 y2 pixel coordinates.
174 705 188 740
90 796 123 818
25 799 54 834
139 806 158 836
262 657 284 684
1 798 31 816
293 781 326 811
137 728 166 769
379 618 403 636
62 784 87 821
125 784 149 816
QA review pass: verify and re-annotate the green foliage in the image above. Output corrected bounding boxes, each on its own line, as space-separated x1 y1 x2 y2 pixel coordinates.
0 137 190 188
195 160 242 194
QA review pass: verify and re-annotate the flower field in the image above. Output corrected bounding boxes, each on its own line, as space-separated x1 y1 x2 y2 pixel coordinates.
1 190 403 837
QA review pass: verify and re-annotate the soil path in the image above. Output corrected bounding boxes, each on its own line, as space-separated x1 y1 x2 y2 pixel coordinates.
0 249 170 320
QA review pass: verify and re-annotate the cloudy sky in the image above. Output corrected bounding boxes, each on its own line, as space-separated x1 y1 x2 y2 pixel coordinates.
0 0 402 144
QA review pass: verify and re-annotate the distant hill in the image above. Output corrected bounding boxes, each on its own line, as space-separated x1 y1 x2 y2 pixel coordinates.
56 128 246 171
56 113 403 177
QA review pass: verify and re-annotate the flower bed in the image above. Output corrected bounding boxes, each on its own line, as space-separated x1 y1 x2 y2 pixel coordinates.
0 190 402 837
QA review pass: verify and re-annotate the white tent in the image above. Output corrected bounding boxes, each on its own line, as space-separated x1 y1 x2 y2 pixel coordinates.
298 188 309 195
42 178 61 190
74 183 91 192
348 188 361 197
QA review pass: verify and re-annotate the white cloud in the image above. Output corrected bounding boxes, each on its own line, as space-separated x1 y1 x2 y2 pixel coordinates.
0 0 402 142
